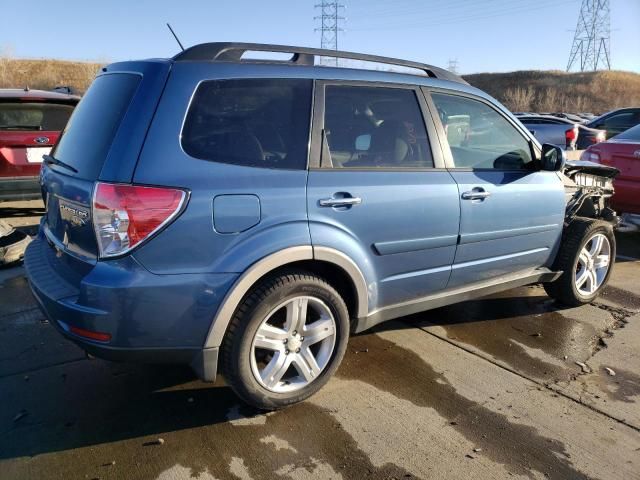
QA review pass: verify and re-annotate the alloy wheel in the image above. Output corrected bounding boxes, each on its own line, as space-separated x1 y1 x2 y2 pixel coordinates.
575 233 611 296
250 296 337 393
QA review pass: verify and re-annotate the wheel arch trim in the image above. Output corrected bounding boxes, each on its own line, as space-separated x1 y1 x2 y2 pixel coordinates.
313 246 369 319
203 245 369 349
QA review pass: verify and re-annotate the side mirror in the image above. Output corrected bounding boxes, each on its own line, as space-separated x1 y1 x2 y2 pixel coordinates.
541 143 567 171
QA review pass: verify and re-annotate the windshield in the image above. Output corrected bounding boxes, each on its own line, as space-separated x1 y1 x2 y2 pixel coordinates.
0 102 74 131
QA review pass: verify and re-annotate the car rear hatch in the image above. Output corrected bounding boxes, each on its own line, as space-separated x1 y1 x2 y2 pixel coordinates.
0 100 74 176
41 60 171 264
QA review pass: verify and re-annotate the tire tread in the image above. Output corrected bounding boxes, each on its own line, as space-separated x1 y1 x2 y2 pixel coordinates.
544 217 615 306
221 270 349 409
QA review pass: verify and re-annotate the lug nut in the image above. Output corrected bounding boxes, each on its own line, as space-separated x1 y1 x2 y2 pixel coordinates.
283 339 288 344
285 349 290 355
292 330 297 335
296 348 301 353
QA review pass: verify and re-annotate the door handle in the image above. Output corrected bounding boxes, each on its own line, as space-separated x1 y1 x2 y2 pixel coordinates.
461 189 491 200
319 197 362 208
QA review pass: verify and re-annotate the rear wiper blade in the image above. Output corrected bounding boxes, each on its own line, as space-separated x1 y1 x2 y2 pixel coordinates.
43 154 78 174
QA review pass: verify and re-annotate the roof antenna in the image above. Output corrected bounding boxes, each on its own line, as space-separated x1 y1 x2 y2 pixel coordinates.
166 23 185 51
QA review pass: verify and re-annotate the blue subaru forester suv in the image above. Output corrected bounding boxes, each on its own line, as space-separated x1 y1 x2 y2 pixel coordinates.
25 43 619 409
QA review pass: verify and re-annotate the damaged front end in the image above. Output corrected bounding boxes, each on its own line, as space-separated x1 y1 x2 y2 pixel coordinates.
562 160 620 226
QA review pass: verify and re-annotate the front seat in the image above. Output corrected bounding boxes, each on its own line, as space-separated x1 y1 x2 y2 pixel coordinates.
347 120 411 167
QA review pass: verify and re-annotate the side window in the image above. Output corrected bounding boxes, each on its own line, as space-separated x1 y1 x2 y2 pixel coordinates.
182 79 312 169
431 92 534 170
323 85 433 169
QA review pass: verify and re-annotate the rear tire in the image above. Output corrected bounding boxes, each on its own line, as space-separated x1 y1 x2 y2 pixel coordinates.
221 271 350 410
544 218 615 307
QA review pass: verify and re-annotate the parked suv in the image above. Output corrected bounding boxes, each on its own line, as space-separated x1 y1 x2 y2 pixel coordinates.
0 88 79 201
25 44 619 409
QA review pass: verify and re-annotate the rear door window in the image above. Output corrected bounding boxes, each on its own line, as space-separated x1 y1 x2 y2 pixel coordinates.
52 73 141 179
181 79 313 170
322 85 433 169
0 102 74 131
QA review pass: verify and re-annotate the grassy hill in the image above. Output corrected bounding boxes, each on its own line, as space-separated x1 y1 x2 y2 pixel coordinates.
0 58 102 94
1 57 639 114
463 70 640 114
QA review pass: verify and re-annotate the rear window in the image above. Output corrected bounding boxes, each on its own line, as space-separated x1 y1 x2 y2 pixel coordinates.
613 123 640 141
52 73 141 179
0 102 74 131
181 78 313 169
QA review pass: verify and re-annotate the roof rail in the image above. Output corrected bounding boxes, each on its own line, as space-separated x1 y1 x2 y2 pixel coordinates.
173 42 467 84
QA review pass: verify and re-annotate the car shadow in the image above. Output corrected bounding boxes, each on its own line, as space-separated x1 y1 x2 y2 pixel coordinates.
0 206 45 219
0 360 249 460
0 285 600 462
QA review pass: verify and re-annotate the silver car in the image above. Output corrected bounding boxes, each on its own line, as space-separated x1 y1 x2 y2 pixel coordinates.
516 114 605 150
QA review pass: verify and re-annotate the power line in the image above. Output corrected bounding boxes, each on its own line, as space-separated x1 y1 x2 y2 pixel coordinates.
314 1 346 66
567 0 611 71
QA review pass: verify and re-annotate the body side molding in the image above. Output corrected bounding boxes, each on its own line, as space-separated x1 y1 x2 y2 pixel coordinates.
357 267 561 333
203 246 313 349
313 246 369 319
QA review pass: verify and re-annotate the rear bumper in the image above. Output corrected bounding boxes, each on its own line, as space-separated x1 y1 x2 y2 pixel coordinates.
0 176 41 201
24 234 237 381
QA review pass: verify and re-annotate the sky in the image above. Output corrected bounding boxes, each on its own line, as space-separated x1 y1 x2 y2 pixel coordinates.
0 0 638 74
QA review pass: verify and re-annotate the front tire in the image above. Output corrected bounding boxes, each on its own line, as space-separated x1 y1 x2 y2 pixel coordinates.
221 271 350 410
544 218 615 306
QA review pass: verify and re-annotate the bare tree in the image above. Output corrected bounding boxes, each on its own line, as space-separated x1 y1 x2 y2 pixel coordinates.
502 86 535 111
535 88 558 112
78 62 100 89
0 45 15 87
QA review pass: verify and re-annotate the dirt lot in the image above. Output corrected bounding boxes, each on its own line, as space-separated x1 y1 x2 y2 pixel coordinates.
1 200 639 480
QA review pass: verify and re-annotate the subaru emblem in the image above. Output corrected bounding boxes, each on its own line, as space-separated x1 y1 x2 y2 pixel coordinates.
35 136 50 144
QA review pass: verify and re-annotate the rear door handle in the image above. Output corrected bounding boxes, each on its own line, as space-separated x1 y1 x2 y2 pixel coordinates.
319 197 362 208
461 189 491 200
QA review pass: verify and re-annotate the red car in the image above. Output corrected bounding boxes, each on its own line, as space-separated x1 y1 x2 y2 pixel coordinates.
581 123 640 214
0 88 79 201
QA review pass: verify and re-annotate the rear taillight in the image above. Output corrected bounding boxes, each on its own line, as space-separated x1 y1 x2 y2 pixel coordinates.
580 150 600 163
69 325 112 343
593 131 606 143
92 182 186 258
565 125 578 146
